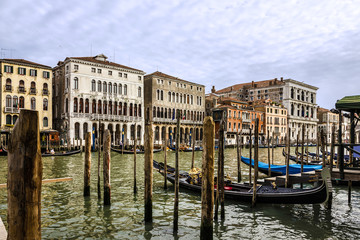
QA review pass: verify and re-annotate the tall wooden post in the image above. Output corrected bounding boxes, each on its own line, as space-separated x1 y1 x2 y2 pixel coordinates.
316 129 320 161
306 130 309 164
174 110 180 233
80 138 83 155
321 129 326 168
134 126 137 194
301 124 305 172
98 120 101 199
163 127 168 189
330 124 335 174
84 132 91 196
252 118 259 207
285 126 290 188
144 108 153 223
7 110 42 239
350 111 355 166
296 131 299 163
200 117 215 240
249 128 252 184
103 130 111 205
236 131 242 182
271 131 274 165
215 111 225 220
338 110 344 179
191 126 196 169
267 129 271 176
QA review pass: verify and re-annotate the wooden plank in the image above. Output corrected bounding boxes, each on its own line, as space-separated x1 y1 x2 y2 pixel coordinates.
0 177 73 188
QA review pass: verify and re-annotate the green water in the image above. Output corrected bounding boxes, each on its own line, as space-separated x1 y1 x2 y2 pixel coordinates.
0 147 359 239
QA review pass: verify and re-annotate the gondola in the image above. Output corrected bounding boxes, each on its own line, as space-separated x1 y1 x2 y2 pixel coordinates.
111 147 162 154
169 146 203 152
153 160 329 204
42 149 81 157
0 146 7 156
282 149 323 165
241 156 322 176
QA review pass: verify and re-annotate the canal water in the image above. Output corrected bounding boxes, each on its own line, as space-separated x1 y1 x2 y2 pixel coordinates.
0 147 359 239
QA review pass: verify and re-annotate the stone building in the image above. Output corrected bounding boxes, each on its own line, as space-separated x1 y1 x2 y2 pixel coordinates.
252 99 288 144
144 71 205 145
53 54 145 145
0 59 52 131
215 78 318 142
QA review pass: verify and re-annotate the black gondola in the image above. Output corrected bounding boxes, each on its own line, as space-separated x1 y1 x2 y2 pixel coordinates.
153 160 329 204
111 147 162 154
42 149 81 157
282 149 323 165
0 146 7 156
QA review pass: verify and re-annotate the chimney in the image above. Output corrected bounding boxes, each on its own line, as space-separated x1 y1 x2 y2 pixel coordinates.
274 78 277 85
211 86 216 93
252 81 254 87
280 77 283 81
231 86 233 91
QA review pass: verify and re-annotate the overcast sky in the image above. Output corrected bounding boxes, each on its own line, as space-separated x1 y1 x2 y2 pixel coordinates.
1 0 359 109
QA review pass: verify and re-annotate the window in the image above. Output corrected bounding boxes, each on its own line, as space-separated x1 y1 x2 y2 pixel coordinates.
30 69 37 76
98 81 102 92
5 78 11 91
6 115 11 125
43 117 48 127
97 69 102 74
114 83 117 94
138 76 142 81
31 97 36 110
74 98 78 112
103 82 107 92
118 72 122 77
43 98 48 110
19 80 25 93
91 67 96 73
19 97 24 108
30 82 36 94
124 85 127 95
108 82 112 93
4 65 13 73
74 77 79 89
119 84 122 94
13 115 18 125
18 67 26 75
91 80 96 91
42 71 50 78
124 73 128 78
6 95 11 108
138 87 141 97
108 70 112 76
43 83 48 95
74 65 79 70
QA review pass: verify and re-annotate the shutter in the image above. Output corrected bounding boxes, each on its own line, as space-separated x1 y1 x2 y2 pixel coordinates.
18 67 20 74
35 70 37 76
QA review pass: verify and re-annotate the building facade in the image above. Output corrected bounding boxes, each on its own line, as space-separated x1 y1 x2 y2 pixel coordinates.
144 71 205 146
0 59 52 131
215 77 318 142
53 54 145 145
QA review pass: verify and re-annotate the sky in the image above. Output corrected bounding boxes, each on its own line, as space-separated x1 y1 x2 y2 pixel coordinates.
1 0 360 109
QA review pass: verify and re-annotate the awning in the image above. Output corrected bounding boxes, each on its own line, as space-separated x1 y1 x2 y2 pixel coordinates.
335 95 360 111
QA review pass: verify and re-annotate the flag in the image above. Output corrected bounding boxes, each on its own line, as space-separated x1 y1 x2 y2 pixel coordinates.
172 110 175 120
92 127 95 151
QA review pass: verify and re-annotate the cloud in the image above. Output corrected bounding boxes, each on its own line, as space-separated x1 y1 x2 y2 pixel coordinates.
1 0 360 109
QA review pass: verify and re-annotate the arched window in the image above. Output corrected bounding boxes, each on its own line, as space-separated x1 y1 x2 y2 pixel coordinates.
161 90 163 100
91 80 96 91
138 104 141 117
12 96 18 109
176 93 179 103
13 115 18 125
6 115 11 125
124 85 127 95
92 99 96 113
172 92 175 102
114 83 117 94
65 98 68 112
138 87 141 97
79 98 84 113
43 117 48 127
5 78 11 91
109 101 112 115
19 80 25 93
108 82 112 93
180 94 182 103
129 103 133 116
31 97 36 110
98 81 102 92
43 98 48 111
168 91 171 101
291 104 294 115
103 101 107 114
43 83 48 95
119 102 122 115
98 100 102 114
6 95 11 108
19 96 25 108
85 99 89 113
30 81 36 94
74 77 79 89
153 107 156 118
73 98 78 112
103 82 107 92
123 103 127 115
119 84 122 94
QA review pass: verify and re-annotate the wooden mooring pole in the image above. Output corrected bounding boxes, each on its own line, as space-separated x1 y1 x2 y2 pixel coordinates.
144 108 153 223
285 126 290 188
215 111 225 220
191 126 196 169
236 131 242 182
174 110 181 232
84 132 91 196
249 128 252 184
103 130 111 205
321 129 326 168
7 110 42 239
271 131 274 165
252 118 259 207
98 120 102 199
301 124 305 173
200 117 215 240
163 128 168 189
267 129 271 177
134 126 137 194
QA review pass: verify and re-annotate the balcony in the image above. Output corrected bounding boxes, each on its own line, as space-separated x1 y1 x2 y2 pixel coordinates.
18 86 26 93
4 85 12 92
42 89 49 96
12 108 20 113
29 88 37 95
4 107 12 113
242 118 251 123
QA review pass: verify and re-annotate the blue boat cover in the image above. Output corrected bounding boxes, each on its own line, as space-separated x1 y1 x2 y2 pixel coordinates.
241 156 322 175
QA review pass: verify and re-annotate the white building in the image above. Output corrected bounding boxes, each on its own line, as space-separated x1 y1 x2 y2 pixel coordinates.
53 54 145 146
215 78 319 142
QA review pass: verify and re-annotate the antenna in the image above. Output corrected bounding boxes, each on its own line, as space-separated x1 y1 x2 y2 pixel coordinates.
1 48 16 58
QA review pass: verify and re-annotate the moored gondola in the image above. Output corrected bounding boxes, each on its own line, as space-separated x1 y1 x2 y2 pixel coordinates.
282 148 323 165
153 160 329 204
111 147 162 154
42 149 81 157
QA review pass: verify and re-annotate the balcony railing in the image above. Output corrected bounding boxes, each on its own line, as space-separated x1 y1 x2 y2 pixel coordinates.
18 86 26 93
29 88 37 95
4 107 12 113
42 89 49 95
242 118 251 123
4 85 12 92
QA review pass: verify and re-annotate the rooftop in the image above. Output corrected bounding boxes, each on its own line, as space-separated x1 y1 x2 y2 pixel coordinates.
145 71 205 87
0 58 52 69
216 78 286 94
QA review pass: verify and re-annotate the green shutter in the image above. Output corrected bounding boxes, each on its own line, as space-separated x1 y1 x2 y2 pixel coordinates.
18 67 20 74
11 66 13 73
35 70 37 76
